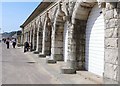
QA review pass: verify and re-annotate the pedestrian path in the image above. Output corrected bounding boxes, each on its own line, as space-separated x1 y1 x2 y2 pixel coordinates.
21 47 103 84
2 42 103 84
2 43 61 84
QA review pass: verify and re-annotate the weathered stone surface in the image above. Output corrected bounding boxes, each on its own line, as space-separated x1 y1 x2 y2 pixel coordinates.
54 41 63 48
105 49 118 65
38 54 46 58
104 63 118 81
77 61 85 70
67 44 76 52
66 60 77 69
106 19 117 28
117 2 120 9
61 67 76 74
46 59 56 64
105 9 114 20
105 38 118 48
104 77 119 84
114 9 118 18
51 48 63 54
106 3 117 10
67 52 76 60
105 28 118 38
54 54 63 61
104 2 120 84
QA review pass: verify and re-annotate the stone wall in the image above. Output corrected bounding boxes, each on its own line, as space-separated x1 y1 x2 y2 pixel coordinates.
51 24 64 61
74 19 86 70
104 2 120 84
48 2 65 61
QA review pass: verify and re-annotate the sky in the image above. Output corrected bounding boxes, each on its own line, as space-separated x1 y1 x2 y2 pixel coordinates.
1 2 41 33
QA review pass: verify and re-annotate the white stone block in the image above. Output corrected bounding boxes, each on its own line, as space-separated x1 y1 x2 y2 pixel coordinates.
104 63 118 81
105 38 118 48
105 49 118 64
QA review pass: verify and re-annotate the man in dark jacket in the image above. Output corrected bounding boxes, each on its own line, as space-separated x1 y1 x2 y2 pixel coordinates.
6 38 10 49
24 41 29 52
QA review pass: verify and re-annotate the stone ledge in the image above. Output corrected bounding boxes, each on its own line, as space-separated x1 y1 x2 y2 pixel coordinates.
61 67 76 74
46 58 56 64
38 54 46 58
33 51 39 54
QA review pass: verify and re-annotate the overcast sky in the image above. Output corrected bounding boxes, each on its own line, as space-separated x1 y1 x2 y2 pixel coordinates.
1 2 41 33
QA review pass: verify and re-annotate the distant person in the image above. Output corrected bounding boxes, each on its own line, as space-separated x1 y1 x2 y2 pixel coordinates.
24 41 29 52
6 38 10 49
3 39 6 43
12 38 16 48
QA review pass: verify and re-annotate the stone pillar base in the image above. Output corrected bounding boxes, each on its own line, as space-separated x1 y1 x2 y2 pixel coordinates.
60 60 77 74
103 77 119 84
54 54 64 61
38 53 46 58
60 67 76 74
33 51 39 54
46 56 56 64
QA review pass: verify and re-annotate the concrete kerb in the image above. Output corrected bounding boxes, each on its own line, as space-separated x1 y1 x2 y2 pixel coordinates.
46 56 57 64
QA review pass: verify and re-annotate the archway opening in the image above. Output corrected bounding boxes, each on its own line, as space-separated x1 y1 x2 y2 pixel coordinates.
72 2 105 76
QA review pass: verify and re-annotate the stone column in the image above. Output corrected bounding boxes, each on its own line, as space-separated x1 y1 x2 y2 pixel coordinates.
32 29 35 51
28 31 30 42
51 24 64 61
47 27 57 63
30 30 32 44
29 30 32 51
27 32 29 42
41 24 46 55
38 18 43 54
34 28 37 51
46 2 66 63
34 27 40 54
21 28 24 46
24 33 27 42
61 23 77 74
104 2 120 84
40 13 51 57
38 28 45 57
60 1 77 74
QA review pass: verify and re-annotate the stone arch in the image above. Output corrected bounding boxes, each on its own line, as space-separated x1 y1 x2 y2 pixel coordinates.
68 1 106 72
35 16 43 53
51 2 66 61
42 12 52 56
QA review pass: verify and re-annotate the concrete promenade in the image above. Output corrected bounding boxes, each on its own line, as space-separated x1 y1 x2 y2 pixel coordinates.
2 42 103 84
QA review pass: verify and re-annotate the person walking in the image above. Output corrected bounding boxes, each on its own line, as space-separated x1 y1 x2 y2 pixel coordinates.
6 38 10 49
24 41 29 52
12 38 16 48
